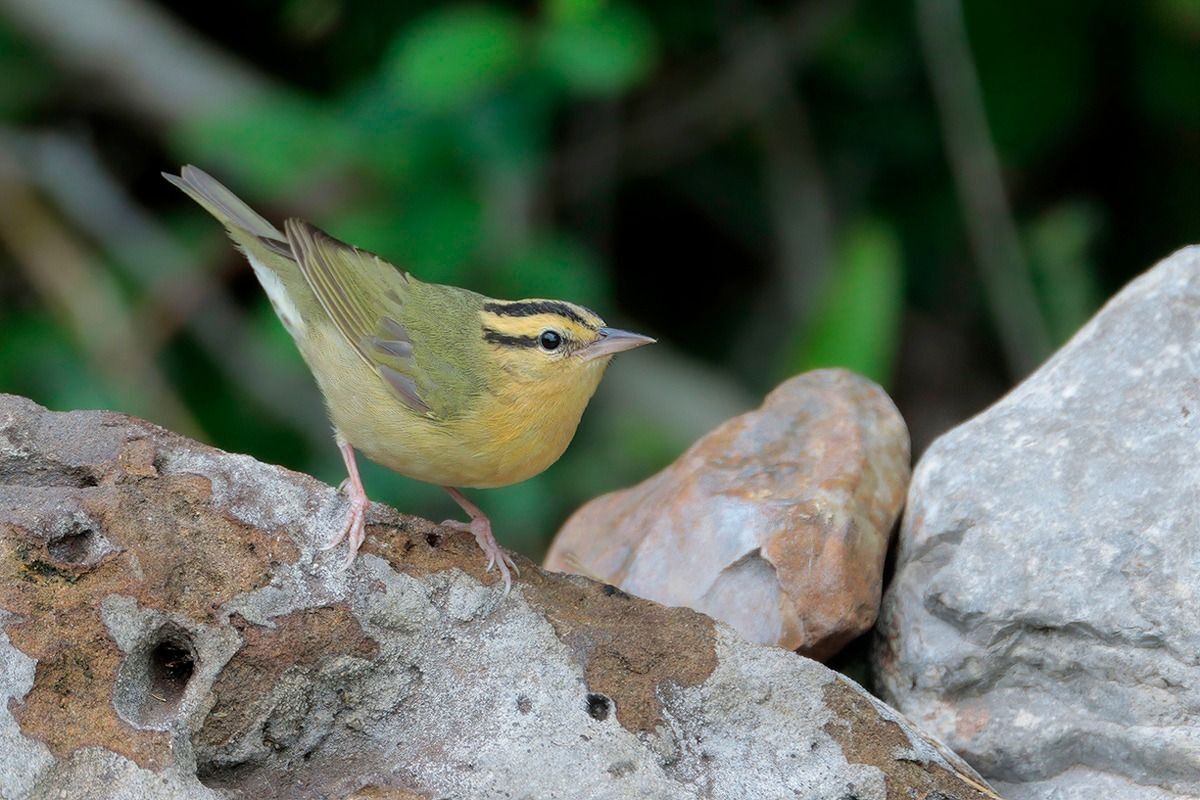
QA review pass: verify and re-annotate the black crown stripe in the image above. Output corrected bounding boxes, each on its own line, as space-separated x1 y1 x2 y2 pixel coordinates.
482 300 593 328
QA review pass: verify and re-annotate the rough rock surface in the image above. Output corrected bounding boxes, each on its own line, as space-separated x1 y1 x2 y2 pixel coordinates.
875 246 1200 799
546 369 910 660
0 393 996 799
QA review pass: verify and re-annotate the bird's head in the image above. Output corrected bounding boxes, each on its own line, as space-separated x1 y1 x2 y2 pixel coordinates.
479 300 654 394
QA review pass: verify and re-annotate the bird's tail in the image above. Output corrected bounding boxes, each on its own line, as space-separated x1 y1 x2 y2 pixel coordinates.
163 165 284 241
164 166 314 340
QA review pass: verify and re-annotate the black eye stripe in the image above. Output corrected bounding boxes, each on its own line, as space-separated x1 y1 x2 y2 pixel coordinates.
482 328 539 348
482 327 571 353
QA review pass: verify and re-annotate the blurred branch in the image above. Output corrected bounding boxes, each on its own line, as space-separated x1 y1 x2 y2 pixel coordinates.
0 151 203 438
757 94 834 323
916 0 1051 376
555 0 852 203
0 0 272 124
2 128 330 445
482 165 538 260
731 11 836 380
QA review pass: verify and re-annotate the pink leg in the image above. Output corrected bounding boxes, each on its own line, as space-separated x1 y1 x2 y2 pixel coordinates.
441 487 519 595
323 436 370 567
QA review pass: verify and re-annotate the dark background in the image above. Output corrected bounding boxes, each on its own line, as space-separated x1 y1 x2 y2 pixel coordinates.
0 0 1197 558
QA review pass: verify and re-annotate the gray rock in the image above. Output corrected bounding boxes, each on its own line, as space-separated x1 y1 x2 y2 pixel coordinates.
0 393 998 799
875 246 1200 799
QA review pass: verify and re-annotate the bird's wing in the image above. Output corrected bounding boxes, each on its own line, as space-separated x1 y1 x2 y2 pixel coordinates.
284 218 441 417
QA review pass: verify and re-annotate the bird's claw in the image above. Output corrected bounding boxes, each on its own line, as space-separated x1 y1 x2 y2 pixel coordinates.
440 517 517 594
483 550 520 576
323 438 374 571
325 492 369 570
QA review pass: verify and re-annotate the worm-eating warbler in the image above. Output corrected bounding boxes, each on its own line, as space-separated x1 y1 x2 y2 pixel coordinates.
165 166 653 592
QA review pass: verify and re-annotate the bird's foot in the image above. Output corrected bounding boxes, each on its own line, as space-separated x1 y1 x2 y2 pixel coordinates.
441 516 519 595
324 438 370 569
323 484 370 568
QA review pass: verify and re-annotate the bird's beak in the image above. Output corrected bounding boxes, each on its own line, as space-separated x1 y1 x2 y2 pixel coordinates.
580 327 656 361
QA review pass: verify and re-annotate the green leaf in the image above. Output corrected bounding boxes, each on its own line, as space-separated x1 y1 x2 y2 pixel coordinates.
387 6 525 111
172 95 358 195
329 189 484 285
1026 203 1101 345
336 78 432 183
781 220 903 386
461 80 556 168
545 0 604 24
963 1 1092 164
1136 1 1200 129
538 3 655 95
0 313 113 411
1154 0 1200 35
0 20 54 119
493 235 610 308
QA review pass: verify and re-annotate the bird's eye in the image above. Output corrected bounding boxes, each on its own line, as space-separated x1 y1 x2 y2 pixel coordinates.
539 330 562 352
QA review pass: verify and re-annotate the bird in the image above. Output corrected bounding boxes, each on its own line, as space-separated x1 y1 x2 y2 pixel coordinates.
165 165 653 593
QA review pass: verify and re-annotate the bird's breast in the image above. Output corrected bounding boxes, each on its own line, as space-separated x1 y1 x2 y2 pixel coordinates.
444 375 598 487
331 361 603 490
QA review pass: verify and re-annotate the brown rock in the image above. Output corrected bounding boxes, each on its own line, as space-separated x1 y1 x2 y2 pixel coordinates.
545 368 910 660
0 393 991 800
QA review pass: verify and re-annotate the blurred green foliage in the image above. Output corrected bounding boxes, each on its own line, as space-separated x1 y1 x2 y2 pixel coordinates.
783 220 903 385
0 0 1197 559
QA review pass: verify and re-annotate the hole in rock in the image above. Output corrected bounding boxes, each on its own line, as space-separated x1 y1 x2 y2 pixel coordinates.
117 625 198 729
73 467 100 487
586 693 611 721
47 525 94 564
197 759 257 790
150 639 195 701
601 584 630 600
424 532 441 548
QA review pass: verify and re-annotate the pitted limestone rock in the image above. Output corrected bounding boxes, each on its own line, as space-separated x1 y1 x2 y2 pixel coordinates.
0 393 992 799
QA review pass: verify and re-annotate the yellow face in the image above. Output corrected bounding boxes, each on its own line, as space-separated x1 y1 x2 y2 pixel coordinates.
480 300 608 384
455 298 654 487
478 297 655 409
